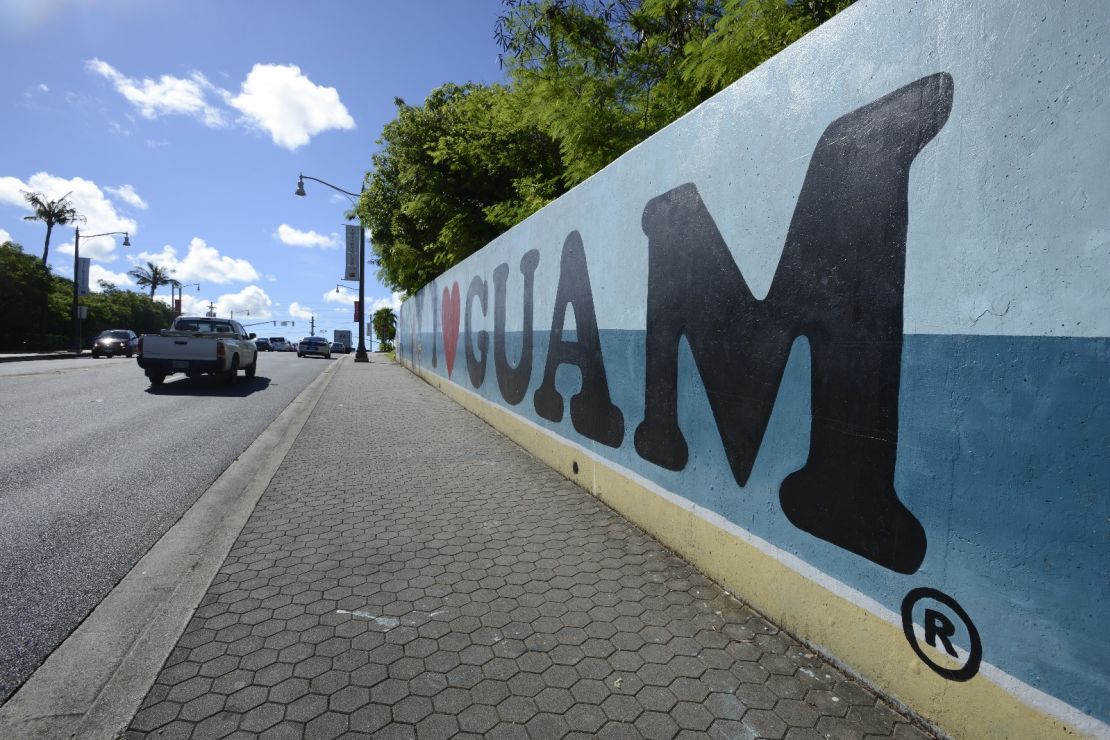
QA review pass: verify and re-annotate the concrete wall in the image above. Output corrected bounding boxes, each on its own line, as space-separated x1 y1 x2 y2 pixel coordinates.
396 1 1109 736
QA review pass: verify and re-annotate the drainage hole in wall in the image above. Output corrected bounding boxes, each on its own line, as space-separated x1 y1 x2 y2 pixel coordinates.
572 461 579 475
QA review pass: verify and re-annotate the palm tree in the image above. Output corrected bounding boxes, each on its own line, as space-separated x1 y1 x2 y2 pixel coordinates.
22 190 84 267
128 262 174 299
372 307 397 350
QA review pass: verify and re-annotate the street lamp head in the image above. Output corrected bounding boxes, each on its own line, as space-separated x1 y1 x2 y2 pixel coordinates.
295 176 306 197
122 234 131 247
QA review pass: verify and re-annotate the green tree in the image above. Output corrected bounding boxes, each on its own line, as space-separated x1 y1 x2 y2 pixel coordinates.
82 284 174 338
496 0 721 185
22 190 84 267
678 0 852 93
0 241 173 351
127 261 174 299
358 83 564 294
372 307 397 351
0 240 53 349
496 0 853 187
364 0 854 294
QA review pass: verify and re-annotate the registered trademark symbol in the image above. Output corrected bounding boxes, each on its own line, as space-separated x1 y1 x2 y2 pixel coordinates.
901 587 982 682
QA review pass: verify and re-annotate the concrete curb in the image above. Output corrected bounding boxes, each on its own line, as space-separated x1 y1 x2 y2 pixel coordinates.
0 353 80 363
0 357 346 738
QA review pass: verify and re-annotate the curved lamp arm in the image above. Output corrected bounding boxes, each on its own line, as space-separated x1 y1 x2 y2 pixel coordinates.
296 174 362 200
79 229 131 245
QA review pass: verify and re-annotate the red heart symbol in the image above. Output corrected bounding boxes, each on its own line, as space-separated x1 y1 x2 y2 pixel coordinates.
441 282 461 377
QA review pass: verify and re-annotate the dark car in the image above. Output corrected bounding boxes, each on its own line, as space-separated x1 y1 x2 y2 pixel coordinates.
91 329 138 358
254 337 273 352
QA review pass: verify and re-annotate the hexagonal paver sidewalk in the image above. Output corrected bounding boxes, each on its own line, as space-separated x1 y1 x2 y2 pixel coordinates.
125 359 936 739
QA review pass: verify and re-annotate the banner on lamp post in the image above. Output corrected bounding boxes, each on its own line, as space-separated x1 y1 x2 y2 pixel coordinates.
344 225 360 281
77 257 91 296
174 298 182 315
353 300 361 323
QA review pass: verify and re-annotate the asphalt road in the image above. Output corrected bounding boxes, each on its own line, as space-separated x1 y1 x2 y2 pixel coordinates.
0 350 338 705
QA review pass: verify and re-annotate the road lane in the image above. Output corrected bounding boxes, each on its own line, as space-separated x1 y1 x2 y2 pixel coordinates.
0 351 337 704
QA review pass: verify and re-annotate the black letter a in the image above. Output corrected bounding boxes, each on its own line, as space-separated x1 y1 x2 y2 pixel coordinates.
534 232 624 447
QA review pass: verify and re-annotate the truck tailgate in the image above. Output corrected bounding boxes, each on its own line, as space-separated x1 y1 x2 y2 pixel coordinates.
141 335 218 362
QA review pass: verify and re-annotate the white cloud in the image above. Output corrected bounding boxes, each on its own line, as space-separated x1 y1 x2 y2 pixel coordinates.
288 301 314 321
90 265 134 291
106 184 148 210
324 290 399 313
87 58 226 127
155 291 207 315
0 172 137 262
137 237 259 284
265 274 277 282
224 64 354 150
323 287 356 306
216 285 273 319
86 60 354 150
0 228 11 243
38 83 49 93
274 223 338 249
145 139 168 149
370 292 404 313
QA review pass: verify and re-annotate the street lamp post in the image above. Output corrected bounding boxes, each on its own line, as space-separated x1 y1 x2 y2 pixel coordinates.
73 227 129 354
296 174 369 363
171 281 200 316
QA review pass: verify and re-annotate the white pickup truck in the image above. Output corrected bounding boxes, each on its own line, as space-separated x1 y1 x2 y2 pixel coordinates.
137 316 258 386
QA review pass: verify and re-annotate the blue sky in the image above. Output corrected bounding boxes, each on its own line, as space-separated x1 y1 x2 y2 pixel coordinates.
1 0 507 341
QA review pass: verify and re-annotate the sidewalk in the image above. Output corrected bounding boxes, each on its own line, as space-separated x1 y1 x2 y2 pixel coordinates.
124 358 935 739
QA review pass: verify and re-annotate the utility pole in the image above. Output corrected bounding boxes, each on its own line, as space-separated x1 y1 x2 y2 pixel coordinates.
205 301 216 317
310 315 316 335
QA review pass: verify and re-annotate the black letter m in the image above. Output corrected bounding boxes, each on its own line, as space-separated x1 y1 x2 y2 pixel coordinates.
634 74 953 574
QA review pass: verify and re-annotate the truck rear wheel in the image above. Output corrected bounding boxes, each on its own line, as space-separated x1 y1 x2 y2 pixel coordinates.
147 371 165 386
245 356 257 378
223 355 239 386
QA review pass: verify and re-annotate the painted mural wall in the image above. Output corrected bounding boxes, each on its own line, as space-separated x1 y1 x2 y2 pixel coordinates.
397 1 1108 736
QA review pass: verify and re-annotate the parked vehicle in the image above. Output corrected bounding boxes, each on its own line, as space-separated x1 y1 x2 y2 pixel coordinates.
332 330 353 354
255 338 273 352
269 337 290 352
137 316 258 386
91 329 138 358
298 336 331 358
330 341 345 354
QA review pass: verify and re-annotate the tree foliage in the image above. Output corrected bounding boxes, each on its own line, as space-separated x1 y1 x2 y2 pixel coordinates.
358 83 564 294
362 0 854 294
128 261 174 299
22 190 84 266
372 307 397 351
1 240 174 351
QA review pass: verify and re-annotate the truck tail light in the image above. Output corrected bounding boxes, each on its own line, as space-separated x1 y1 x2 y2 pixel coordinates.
137 336 143 355
216 342 225 359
